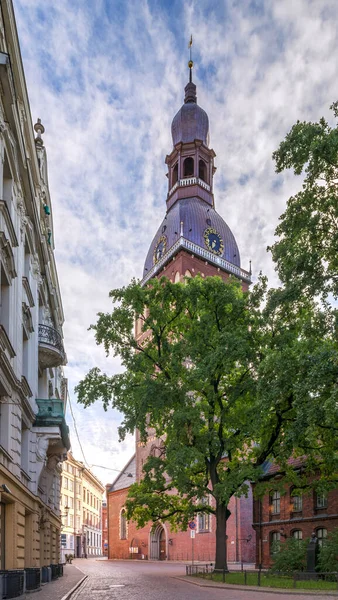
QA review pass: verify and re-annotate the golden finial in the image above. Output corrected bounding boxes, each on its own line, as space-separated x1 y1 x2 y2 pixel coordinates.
188 35 193 80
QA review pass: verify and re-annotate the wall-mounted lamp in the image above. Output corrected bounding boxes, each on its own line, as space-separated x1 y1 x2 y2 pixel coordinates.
168 539 173 546
279 527 287 538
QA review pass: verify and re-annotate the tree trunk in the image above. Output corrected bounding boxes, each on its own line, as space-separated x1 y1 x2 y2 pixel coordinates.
214 500 230 571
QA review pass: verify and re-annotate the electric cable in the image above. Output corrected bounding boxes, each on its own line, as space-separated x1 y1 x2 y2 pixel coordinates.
67 390 89 467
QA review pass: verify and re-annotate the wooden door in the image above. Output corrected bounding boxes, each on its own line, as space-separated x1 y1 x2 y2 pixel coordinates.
159 529 166 560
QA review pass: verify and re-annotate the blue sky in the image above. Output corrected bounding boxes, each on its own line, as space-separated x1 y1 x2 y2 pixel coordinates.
13 0 338 484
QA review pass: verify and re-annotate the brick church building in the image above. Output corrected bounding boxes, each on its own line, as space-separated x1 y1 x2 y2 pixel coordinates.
106 62 255 564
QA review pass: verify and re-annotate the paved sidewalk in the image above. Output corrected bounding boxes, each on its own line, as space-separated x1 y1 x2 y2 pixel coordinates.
22 564 86 600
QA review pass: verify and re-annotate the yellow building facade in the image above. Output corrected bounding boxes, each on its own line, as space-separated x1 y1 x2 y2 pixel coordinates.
60 454 104 560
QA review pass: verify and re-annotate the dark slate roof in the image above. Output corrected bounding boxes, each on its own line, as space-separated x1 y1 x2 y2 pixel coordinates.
107 454 136 493
143 197 240 277
261 457 306 479
171 102 209 146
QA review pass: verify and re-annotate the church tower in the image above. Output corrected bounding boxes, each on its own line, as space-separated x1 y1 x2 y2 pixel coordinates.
142 60 251 289
108 56 255 565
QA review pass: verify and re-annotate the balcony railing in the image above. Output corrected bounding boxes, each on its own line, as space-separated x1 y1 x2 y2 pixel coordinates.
38 324 66 368
168 177 211 196
142 236 252 286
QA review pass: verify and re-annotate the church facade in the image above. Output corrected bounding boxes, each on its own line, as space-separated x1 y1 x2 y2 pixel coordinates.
107 67 255 564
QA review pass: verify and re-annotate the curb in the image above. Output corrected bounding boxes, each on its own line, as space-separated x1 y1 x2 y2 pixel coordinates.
60 576 88 600
175 576 338 597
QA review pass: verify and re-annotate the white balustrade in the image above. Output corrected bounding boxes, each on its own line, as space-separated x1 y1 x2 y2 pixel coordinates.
141 236 251 286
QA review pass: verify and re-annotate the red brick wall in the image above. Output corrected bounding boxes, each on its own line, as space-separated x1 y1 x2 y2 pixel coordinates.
107 485 255 564
102 504 108 556
253 483 338 568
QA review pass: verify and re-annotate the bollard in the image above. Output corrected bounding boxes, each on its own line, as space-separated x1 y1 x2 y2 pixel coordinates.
222 568 225 583
244 570 247 585
293 572 297 588
258 568 261 586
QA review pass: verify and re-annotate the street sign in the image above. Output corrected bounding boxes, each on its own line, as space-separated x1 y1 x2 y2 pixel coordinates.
188 521 196 530
190 530 195 539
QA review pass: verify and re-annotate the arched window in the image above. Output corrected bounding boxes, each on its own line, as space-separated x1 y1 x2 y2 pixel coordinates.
183 157 194 177
120 509 127 540
185 270 192 278
316 528 327 548
270 491 280 514
197 497 210 532
270 531 280 555
292 529 303 541
199 159 207 182
291 489 302 512
174 271 180 283
172 163 178 185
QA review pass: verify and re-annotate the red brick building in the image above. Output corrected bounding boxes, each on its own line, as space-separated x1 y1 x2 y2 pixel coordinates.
253 461 338 568
106 62 255 565
102 501 108 556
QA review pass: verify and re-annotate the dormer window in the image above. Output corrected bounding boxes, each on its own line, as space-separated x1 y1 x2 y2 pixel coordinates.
199 159 207 182
172 163 178 185
183 157 194 177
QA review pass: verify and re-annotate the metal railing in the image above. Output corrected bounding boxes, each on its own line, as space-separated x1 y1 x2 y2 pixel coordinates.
142 236 251 286
0 570 24 598
168 177 211 196
187 567 338 590
38 324 65 358
25 568 41 591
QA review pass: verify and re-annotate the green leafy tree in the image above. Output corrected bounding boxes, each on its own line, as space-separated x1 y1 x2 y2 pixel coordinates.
271 101 338 301
317 529 338 573
76 275 320 570
271 537 307 574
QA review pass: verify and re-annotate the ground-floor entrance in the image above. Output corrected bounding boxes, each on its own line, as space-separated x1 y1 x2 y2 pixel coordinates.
149 524 166 560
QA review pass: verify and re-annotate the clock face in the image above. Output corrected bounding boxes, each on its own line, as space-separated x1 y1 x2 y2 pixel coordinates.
204 227 224 256
153 235 167 264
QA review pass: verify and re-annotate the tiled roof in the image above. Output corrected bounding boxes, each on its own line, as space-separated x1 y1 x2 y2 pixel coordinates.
107 454 136 493
261 457 306 478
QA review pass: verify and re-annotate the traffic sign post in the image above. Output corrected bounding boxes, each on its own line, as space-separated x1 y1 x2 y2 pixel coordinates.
189 523 196 564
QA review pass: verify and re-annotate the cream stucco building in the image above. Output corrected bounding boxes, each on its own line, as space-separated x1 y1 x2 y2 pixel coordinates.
60 454 104 560
0 0 69 584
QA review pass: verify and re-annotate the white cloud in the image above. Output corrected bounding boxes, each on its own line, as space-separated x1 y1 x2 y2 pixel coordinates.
13 0 338 482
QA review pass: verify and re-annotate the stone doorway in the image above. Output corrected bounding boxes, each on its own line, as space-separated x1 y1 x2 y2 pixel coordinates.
149 524 166 560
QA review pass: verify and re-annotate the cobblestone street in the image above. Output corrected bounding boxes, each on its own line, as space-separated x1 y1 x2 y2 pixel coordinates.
69 559 337 600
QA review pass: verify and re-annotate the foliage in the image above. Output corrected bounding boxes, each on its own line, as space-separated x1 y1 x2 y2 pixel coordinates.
76 274 333 568
270 101 338 301
270 537 307 574
317 529 338 573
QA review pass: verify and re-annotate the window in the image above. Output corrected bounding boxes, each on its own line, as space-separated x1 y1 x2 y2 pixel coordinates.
198 159 207 182
172 163 178 186
63 495 68 507
270 491 280 514
83 488 86 502
77 483 81 495
183 157 194 177
68 497 74 509
270 531 280 554
316 528 327 548
292 530 303 541
64 477 68 490
61 534 67 548
292 493 302 512
76 516 80 530
69 514 74 527
20 421 29 474
77 500 81 511
316 493 327 509
120 509 127 540
69 479 74 492
198 497 210 532
0 263 11 335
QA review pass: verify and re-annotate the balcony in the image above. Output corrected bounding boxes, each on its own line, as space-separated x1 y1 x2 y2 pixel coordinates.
34 399 70 450
38 324 66 369
168 176 211 197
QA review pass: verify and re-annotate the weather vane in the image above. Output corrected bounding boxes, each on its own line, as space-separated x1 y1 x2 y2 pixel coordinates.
188 35 193 82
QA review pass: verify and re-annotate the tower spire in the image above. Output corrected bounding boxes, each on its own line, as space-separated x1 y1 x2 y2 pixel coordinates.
188 35 193 83
185 35 196 104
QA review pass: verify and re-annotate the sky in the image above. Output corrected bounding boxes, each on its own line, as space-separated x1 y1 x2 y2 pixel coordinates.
13 0 338 485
